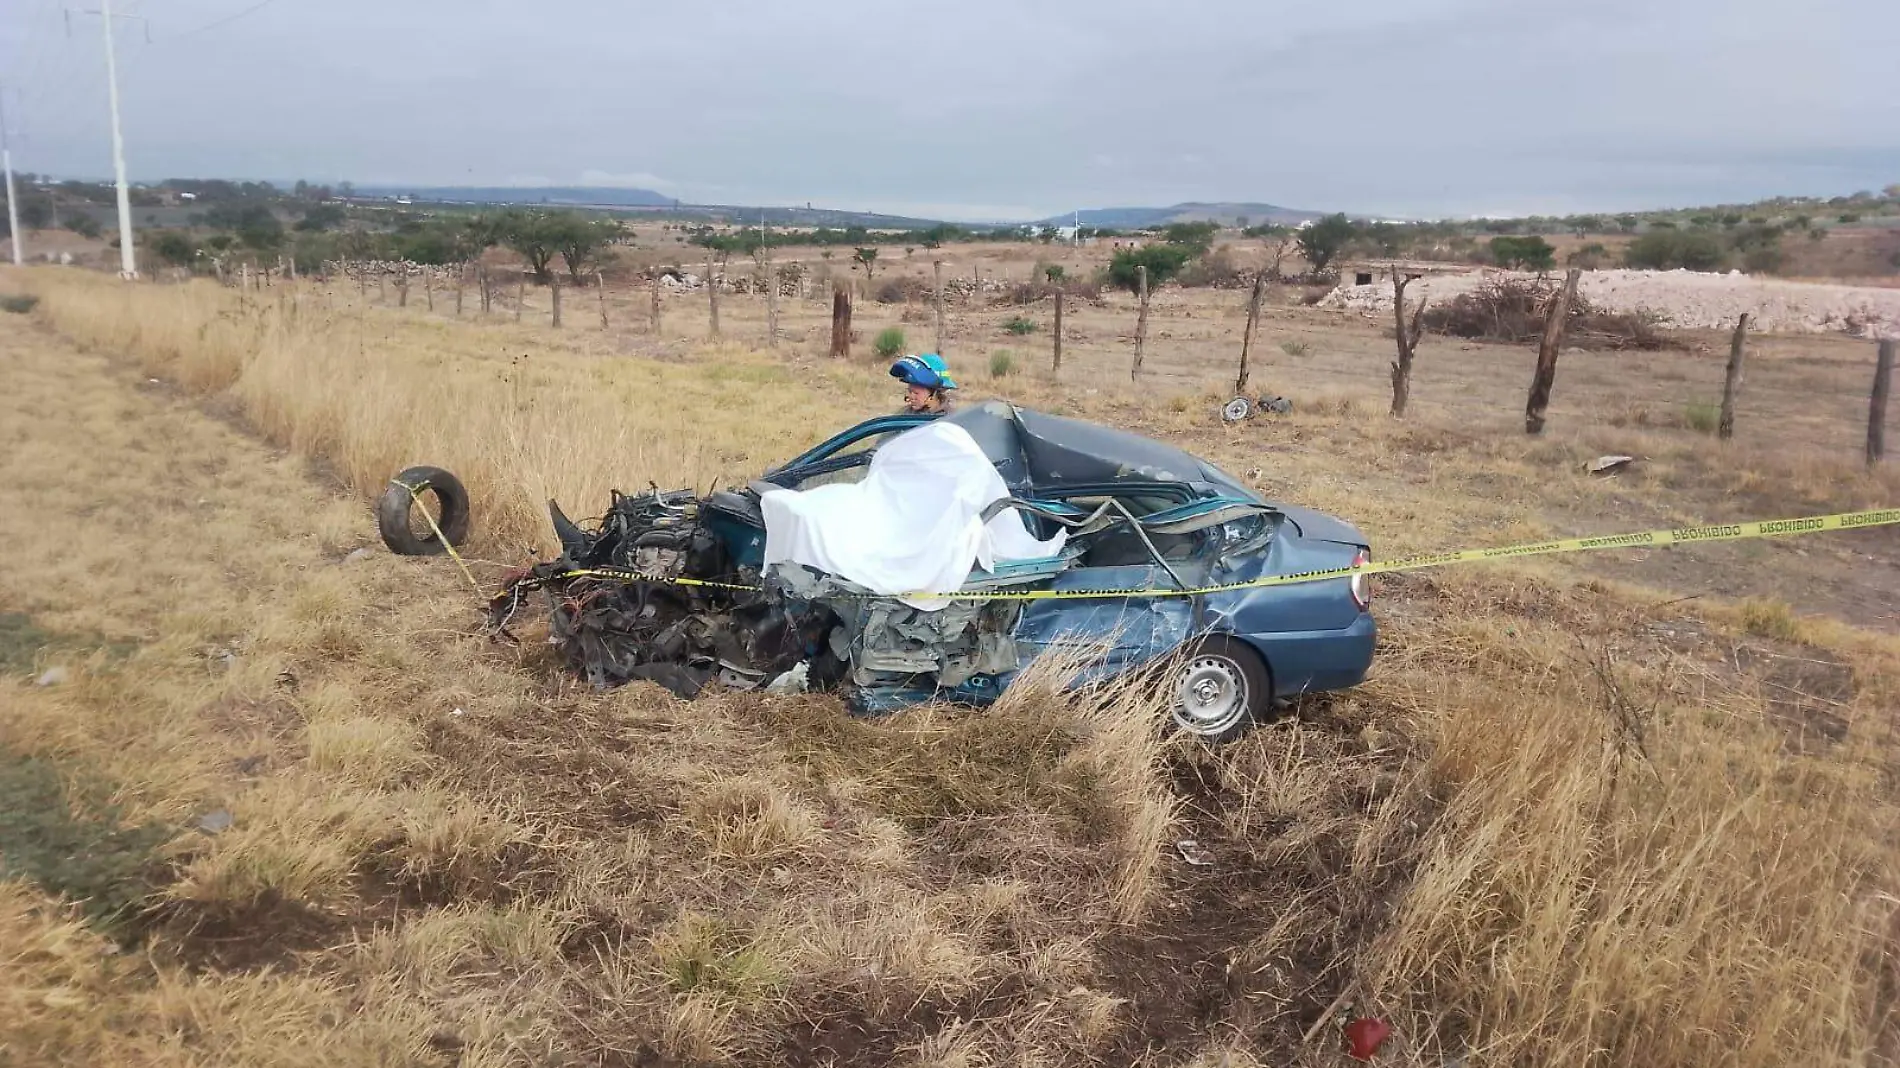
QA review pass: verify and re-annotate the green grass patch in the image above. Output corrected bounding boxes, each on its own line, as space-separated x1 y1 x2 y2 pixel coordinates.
0 750 172 931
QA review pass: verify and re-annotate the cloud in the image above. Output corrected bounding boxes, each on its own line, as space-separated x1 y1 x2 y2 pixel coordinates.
7 0 1894 217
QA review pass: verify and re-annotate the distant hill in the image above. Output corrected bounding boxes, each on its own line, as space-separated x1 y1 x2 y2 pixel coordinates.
354 185 676 208
349 187 953 229
1043 202 1324 229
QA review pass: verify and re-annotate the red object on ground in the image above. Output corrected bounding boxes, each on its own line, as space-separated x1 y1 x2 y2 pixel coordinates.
1343 1017 1392 1060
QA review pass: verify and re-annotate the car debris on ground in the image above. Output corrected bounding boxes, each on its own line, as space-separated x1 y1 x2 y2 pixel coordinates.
386 402 1378 737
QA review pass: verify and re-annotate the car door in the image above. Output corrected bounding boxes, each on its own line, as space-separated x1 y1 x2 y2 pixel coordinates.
1004 485 1210 681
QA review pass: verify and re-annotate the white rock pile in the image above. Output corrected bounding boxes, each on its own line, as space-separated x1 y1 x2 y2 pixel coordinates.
1320 268 1900 339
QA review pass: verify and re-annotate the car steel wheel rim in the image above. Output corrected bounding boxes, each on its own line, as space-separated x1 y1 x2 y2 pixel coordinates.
1174 655 1247 735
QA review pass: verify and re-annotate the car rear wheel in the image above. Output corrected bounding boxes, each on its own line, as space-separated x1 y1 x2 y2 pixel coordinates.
1169 635 1270 743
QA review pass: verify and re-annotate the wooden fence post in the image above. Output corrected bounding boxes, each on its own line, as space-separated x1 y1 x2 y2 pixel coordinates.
596 270 609 330
650 272 662 333
550 274 563 328
1524 268 1582 435
933 260 946 355
424 274 434 312
454 270 464 316
1053 289 1064 375
1719 313 1749 440
396 270 410 308
1389 271 1427 418
514 274 525 323
1871 339 1895 467
1236 269 1266 395
766 266 780 348
1131 265 1150 380
830 281 852 359
707 257 721 337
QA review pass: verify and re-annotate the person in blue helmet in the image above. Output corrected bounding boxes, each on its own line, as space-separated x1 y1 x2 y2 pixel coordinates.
890 353 958 416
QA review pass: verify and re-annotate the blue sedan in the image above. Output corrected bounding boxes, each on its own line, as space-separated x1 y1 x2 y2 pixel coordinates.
688 400 1378 741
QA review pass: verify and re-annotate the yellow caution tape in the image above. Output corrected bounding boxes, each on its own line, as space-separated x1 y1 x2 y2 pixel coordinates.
908 506 1900 602
504 507 1900 604
392 479 486 597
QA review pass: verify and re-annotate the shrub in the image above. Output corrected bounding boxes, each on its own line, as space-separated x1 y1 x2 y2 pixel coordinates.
1042 264 1065 283
1106 244 1194 292
1623 230 1729 271
1568 243 1611 269
1280 339 1310 357
1683 400 1721 434
872 326 906 360
1489 235 1557 271
1002 315 1037 336
1739 598 1801 641
1160 222 1219 254
69 214 103 240
989 350 1016 378
1741 246 1786 274
1 294 39 314
148 230 196 268
1839 213 1861 224
1176 247 1246 288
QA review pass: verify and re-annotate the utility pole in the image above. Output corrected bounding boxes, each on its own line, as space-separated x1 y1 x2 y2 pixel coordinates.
71 0 139 277
1 89 22 265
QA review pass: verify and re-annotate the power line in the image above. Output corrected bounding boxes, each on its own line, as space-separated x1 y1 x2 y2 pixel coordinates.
169 0 282 40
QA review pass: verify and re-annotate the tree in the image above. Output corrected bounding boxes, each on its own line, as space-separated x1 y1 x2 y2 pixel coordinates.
69 214 103 240
1161 221 1219 254
295 203 346 232
458 214 503 262
1106 245 1193 292
19 199 51 230
1037 225 1059 244
1885 184 1900 200
1489 235 1556 271
852 247 878 279
1623 230 1729 271
555 217 620 282
1616 214 1641 234
1235 215 1250 230
148 230 196 268
496 209 568 283
1362 222 1405 256
1295 213 1356 272
1571 215 1603 237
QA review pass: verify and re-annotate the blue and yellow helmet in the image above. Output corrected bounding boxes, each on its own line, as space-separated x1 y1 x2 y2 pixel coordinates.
890 353 957 391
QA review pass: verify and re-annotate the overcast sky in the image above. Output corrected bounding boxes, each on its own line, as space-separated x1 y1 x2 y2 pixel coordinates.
3 0 1895 222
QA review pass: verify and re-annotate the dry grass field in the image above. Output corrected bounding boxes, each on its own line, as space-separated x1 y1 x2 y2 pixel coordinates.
3 259 1900 1067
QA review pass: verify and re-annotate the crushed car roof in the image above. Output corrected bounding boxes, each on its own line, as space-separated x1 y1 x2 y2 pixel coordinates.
941 401 1257 498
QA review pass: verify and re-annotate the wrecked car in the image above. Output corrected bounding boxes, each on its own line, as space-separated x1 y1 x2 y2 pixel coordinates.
462 401 1376 741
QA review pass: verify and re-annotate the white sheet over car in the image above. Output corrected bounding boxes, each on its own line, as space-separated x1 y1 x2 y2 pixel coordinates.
760 421 1068 611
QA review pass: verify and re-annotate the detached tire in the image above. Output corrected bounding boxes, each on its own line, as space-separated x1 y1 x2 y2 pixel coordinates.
378 466 472 556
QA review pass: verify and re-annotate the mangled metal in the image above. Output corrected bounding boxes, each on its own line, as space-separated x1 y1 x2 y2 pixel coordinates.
483 401 1379 733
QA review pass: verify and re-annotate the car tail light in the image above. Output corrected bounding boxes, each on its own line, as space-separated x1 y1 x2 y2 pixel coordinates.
1349 548 1372 610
